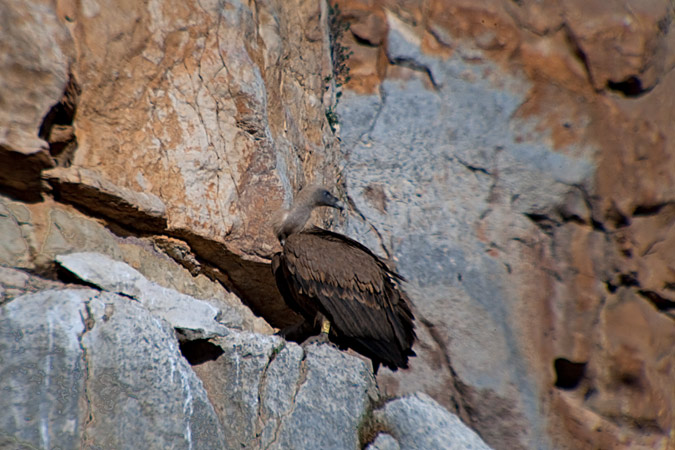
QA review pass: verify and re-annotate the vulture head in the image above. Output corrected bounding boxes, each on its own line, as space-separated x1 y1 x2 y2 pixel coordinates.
275 185 342 242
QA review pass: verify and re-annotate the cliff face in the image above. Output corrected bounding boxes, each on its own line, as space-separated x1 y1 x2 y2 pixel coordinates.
336 1 675 449
1 0 673 449
2 0 342 328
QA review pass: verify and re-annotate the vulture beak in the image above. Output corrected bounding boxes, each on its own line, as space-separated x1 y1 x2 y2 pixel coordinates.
330 197 344 212
322 191 344 211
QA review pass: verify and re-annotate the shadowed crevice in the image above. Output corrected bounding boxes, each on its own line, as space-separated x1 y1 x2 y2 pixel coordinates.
0 145 54 202
419 317 473 426
632 202 672 217
46 167 168 232
55 263 103 290
563 25 594 88
0 72 80 202
43 182 299 332
388 57 439 90
38 72 81 167
606 76 651 98
554 358 586 390
638 290 675 312
604 272 640 294
173 229 302 330
179 339 225 366
524 212 558 236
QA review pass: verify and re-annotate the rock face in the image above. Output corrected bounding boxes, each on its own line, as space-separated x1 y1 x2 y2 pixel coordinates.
1 0 674 449
1 256 478 449
334 1 675 449
0 288 225 449
0 0 74 198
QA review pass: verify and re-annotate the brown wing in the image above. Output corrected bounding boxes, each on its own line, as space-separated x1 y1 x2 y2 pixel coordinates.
280 228 415 370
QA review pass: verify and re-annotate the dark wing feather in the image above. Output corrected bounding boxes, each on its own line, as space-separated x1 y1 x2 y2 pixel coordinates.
272 253 310 318
280 227 416 370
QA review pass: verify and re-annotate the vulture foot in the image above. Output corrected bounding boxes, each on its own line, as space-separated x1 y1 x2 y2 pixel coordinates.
302 333 336 348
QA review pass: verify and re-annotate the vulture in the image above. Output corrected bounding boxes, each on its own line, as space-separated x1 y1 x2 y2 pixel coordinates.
272 185 416 373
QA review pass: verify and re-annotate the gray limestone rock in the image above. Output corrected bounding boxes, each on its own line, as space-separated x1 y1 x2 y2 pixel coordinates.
81 291 225 449
56 251 235 337
0 234 496 450
374 393 492 450
258 342 305 447
0 199 31 268
337 10 597 449
0 288 225 449
0 289 88 450
267 344 378 450
0 266 64 306
367 433 401 450
192 331 285 447
188 337 379 450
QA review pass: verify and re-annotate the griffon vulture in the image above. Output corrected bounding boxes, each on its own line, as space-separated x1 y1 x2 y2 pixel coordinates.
272 186 416 372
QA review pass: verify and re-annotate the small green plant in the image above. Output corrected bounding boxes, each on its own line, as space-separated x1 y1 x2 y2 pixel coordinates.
325 1 352 133
325 105 340 131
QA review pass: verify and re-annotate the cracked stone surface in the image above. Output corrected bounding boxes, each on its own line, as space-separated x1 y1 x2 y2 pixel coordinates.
266 344 378 450
0 288 225 449
56 251 234 337
258 343 305 447
189 337 380 450
190 331 285 447
81 291 225 448
1 286 483 449
56 0 338 256
0 0 343 330
0 289 87 450
340 17 594 449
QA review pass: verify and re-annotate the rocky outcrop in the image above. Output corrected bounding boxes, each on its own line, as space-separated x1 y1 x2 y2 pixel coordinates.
0 256 478 449
369 393 491 450
0 288 225 449
56 251 235 335
1 0 673 449
0 0 75 199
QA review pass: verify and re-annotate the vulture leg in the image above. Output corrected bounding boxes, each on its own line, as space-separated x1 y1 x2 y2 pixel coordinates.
320 316 331 335
302 314 334 347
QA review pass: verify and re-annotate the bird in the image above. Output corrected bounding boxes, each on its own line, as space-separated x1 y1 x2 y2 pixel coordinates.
271 185 416 373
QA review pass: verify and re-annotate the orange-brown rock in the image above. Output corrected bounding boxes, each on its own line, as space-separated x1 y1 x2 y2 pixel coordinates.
1 0 674 449
0 0 75 198
1 0 346 328
333 1 675 449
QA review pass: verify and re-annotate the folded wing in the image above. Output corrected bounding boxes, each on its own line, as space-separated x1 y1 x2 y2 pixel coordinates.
274 227 415 371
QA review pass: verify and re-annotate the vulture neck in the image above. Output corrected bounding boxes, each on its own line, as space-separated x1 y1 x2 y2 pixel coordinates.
277 202 314 242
